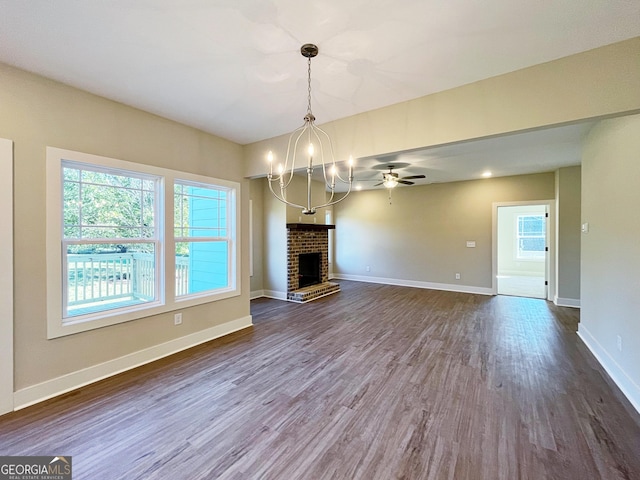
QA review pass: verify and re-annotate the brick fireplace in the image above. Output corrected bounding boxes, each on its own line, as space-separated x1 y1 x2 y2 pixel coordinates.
286 223 340 302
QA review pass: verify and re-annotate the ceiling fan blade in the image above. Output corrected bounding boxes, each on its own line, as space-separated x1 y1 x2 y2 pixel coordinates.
373 182 383 186
372 162 410 171
398 180 414 185
401 175 426 180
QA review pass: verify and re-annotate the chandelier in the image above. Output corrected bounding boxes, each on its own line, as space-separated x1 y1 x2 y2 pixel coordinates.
267 43 354 215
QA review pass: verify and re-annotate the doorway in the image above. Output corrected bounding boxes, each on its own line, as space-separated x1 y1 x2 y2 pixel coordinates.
0 137 13 415
494 203 552 299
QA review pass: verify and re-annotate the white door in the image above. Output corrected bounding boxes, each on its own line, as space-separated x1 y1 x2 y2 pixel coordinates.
0 138 14 414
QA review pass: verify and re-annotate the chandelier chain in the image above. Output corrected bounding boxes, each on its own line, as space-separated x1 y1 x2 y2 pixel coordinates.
307 56 313 116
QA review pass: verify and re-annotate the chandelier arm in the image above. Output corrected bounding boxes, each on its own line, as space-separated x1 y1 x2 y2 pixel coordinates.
313 124 352 185
311 183 353 211
267 178 306 210
282 123 306 171
277 124 309 191
307 126 331 186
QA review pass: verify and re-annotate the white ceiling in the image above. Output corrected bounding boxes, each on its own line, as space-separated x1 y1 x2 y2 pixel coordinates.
350 121 595 190
1 0 638 187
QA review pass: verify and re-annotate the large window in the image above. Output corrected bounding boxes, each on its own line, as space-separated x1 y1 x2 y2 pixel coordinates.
62 162 161 319
46 147 240 338
517 214 546 259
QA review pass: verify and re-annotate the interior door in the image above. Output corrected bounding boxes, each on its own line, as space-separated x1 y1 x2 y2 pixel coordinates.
0 137 14 415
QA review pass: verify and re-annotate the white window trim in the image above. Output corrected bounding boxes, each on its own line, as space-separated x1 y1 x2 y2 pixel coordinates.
46 147 241 339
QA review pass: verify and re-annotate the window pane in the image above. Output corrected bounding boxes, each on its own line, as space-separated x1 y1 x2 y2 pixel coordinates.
175 241 229 297
65 242 156 318
519 237 545 252
174 183 229 238
518 215 544 235
63 163 157 240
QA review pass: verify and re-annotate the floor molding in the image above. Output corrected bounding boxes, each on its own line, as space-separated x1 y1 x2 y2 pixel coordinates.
262 290 287 301
13 316 253 410
554 296 581 308
332 273 493 296
577 324 640 415
250 290 265 300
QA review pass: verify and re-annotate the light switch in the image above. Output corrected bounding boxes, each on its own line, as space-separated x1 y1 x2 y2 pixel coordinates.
581 222 589 234
466 241 476 248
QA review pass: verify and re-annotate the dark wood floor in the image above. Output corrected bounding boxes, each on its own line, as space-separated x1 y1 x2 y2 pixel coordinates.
1 281 639 479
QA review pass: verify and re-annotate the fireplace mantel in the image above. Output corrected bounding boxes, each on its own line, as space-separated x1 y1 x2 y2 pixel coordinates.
286 223 335 231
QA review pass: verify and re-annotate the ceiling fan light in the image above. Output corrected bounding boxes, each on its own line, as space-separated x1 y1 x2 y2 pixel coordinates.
383 177 398 188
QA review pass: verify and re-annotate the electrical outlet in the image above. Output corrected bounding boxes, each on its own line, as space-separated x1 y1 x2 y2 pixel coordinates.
366 265 371 272
455 273 461 280
616 335 622 352
174 313 183 325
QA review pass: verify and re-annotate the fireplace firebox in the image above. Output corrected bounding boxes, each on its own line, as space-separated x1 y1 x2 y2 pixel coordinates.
298 252 321 288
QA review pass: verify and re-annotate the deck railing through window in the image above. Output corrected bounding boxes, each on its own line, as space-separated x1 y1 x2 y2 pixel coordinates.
67 253 190 311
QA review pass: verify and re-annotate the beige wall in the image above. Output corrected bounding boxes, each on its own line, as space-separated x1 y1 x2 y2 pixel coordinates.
333 173 555 289
0 63 249 392
262 178 288 296
579 114 640 412
555 166 581 303
249 178 265 295
244 37 640 178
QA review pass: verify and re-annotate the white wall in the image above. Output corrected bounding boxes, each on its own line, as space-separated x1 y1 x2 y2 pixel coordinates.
578 114 640 413
497 204 547 277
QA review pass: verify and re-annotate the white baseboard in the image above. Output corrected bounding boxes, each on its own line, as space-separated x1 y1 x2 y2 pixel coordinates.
554 296 581 308
13 316 253 410
262 290 287 300
577 324 640 415
250 290 265 300
333 274 493 296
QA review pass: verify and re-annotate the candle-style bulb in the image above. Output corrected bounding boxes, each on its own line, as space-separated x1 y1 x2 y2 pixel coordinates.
308 144 314 156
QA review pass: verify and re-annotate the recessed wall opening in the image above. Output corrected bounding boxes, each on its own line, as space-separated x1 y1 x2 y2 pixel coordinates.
496 204 549 299
298 252 321 288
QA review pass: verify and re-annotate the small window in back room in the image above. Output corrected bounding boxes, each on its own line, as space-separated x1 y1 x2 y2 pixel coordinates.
516 214 546 259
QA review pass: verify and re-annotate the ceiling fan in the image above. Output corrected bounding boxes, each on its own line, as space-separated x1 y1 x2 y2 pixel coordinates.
374 165 426 188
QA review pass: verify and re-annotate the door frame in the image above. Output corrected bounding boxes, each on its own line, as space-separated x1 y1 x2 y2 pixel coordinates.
0 137 13 415
492 200 556 300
